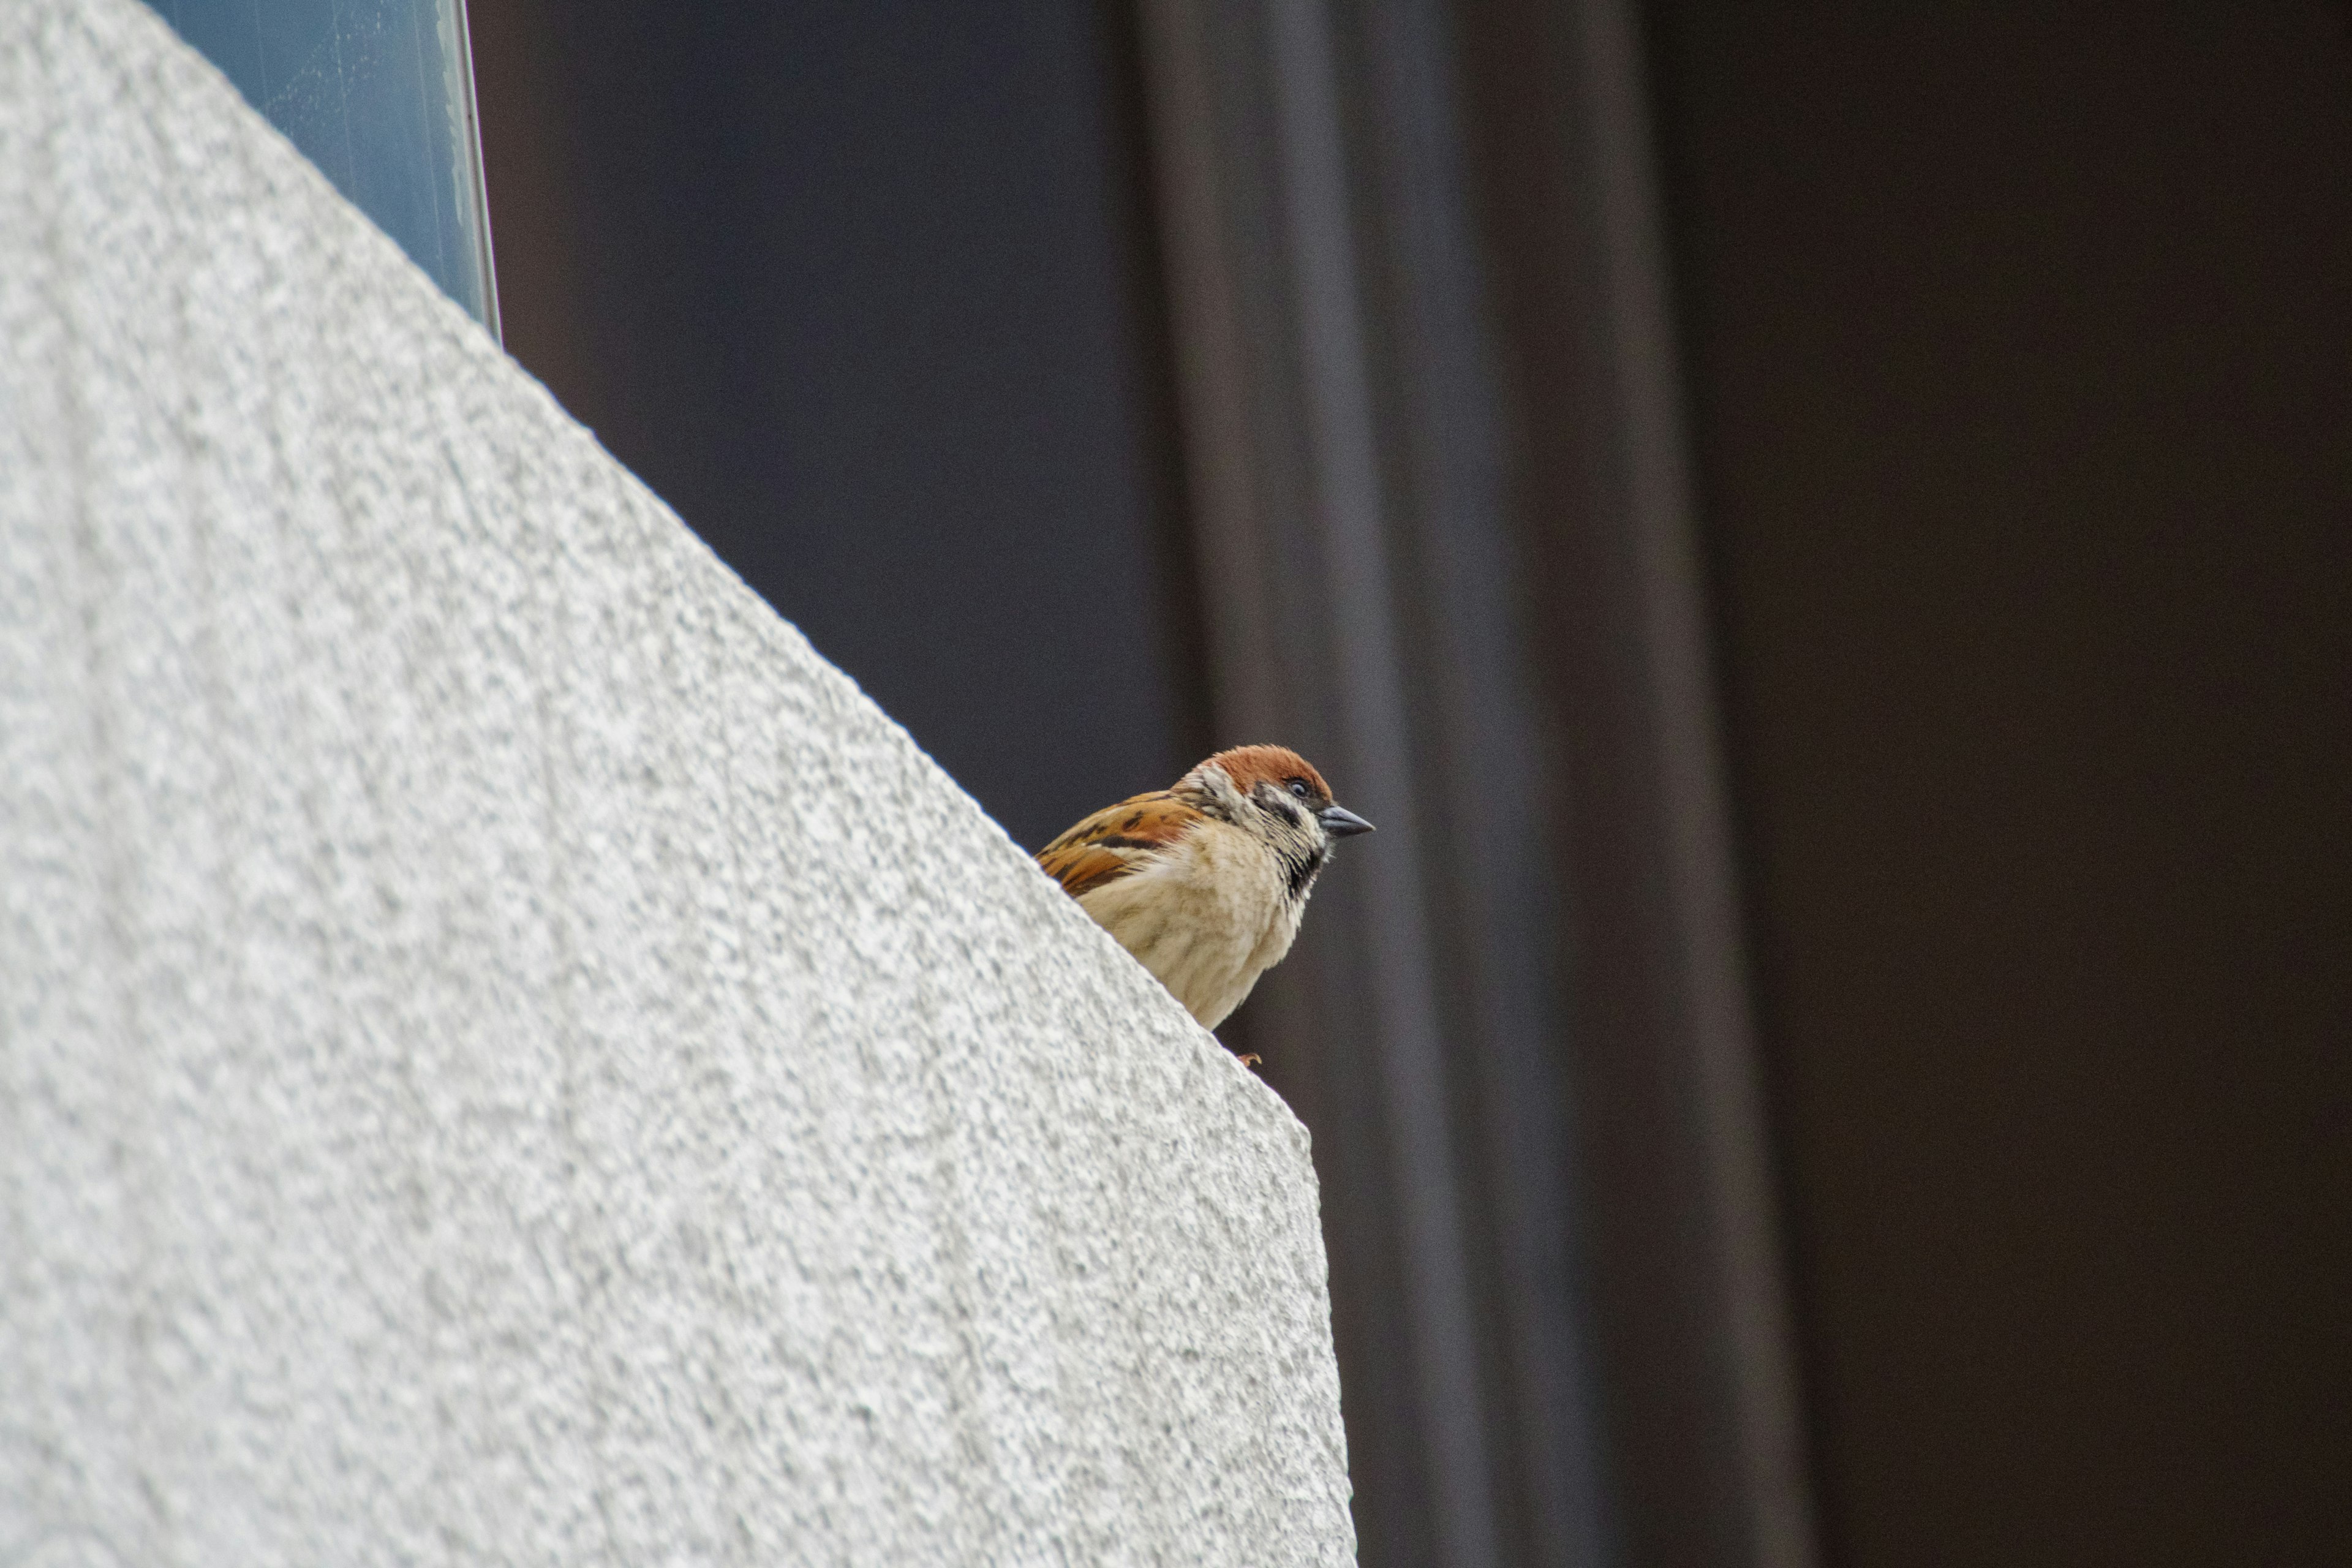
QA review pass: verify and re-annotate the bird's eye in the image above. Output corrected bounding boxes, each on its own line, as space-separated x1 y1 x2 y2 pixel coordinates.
1287 779 1310 799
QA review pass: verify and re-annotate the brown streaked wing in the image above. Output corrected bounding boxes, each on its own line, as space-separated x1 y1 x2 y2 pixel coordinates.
1035 790 1199 899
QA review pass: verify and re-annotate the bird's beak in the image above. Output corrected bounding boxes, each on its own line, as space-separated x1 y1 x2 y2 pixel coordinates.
1319 804 1376 839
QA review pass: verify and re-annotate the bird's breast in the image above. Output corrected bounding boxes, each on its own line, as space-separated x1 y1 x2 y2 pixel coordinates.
1074 821 1302 1028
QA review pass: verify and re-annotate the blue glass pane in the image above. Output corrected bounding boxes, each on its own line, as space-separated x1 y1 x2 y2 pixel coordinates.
148 0 500 336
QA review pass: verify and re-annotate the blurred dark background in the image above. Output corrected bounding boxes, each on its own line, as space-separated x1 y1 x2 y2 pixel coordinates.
468 2 1202 852
468 4 2351 1566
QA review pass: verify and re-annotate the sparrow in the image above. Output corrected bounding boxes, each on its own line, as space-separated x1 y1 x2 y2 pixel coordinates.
1036 745 1374 1031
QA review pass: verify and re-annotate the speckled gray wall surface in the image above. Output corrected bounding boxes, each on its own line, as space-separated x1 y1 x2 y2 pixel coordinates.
0 2 1352 1562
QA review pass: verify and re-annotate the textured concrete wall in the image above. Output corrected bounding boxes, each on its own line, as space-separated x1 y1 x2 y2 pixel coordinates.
0 3 1351 1563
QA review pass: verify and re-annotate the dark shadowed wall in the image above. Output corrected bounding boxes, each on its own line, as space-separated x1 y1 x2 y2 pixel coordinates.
1646 7 2352 1566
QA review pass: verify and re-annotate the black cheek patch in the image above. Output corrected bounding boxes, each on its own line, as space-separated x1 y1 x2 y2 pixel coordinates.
1284 845 1327 899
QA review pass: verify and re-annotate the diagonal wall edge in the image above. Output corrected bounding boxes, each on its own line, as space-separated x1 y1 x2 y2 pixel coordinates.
0 1 1352 1562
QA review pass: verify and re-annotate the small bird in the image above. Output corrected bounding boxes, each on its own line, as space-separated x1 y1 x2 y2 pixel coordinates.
1036 745 1374 1031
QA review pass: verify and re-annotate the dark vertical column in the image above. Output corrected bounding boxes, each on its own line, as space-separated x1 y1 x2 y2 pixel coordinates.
1643 7 2352 1567
1136 2 1806 1564
1449 4 1815 1567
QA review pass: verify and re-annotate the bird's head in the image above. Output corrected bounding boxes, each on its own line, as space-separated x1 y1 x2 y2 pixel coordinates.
1182 744 1376 864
